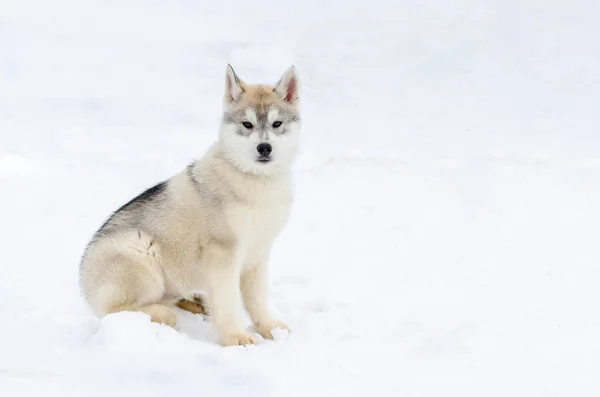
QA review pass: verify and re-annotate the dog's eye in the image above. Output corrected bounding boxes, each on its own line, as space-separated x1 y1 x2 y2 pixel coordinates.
242 121 253 129
272 121 282 128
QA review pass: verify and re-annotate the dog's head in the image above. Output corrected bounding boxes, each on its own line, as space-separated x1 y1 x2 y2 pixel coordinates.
218 65 301 176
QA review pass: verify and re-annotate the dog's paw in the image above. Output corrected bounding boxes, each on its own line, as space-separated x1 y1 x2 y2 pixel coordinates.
220 330 256 347
176 298 206 315
145 304 179 329
256 320 291 340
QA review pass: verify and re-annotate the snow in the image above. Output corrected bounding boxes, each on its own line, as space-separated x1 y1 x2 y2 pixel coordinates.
1 0 599 395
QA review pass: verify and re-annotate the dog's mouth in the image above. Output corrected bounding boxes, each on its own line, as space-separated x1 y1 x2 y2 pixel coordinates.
256 156 272 164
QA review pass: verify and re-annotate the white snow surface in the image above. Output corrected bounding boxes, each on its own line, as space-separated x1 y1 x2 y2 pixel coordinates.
1 0 600 396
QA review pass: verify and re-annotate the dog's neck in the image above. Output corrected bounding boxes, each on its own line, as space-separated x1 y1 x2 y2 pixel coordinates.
189 142 293 204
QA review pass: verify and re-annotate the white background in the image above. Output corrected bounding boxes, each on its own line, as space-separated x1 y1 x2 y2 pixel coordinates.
1 0 599 396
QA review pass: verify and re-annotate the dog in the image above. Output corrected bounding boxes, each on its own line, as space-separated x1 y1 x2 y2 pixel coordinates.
79 65 301 346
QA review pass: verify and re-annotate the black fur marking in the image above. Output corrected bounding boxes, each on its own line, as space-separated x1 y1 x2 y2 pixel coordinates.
223 106 300 137
79 180 167 268
95 181 167 235
114 181 166 213
186 162 202 191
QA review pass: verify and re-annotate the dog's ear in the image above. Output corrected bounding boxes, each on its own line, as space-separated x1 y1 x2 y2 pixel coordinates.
225 64 245 103
274 66 300 105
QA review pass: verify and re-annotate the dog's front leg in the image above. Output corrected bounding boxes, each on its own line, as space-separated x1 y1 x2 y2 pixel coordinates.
241 260 290 340
204 244 255 346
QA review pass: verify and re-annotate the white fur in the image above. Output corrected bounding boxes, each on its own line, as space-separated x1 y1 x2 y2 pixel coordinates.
267 108 279 123
219 113 300 177
245 108 258 124
79 66 301 346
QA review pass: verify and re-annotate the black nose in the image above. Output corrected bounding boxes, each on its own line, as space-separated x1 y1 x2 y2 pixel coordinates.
257 143 272 156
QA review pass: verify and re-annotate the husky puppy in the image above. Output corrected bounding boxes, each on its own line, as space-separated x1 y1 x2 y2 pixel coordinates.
79 65 301 346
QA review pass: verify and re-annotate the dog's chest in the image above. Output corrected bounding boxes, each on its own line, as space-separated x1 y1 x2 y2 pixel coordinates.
225 192 291 247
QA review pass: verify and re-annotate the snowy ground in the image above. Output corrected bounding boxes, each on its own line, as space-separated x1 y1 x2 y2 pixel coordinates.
1 0 600 396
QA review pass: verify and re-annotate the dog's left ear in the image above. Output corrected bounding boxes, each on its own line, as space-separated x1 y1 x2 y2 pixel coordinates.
225 64 245 103
274 66 300 105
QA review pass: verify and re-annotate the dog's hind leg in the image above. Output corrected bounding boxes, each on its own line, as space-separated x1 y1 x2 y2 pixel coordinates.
107 302 178 327
80 229 178 328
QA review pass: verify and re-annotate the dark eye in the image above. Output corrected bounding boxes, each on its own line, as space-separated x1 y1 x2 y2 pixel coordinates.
272 121 282 128
242 121 253 129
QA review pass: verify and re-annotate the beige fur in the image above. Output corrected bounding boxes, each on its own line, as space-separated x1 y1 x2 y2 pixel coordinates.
79 65 300 346
177 296 207 315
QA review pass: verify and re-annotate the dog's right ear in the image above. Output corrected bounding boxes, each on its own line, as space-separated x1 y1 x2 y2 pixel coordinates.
225 64 245 104
274 66 300 105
